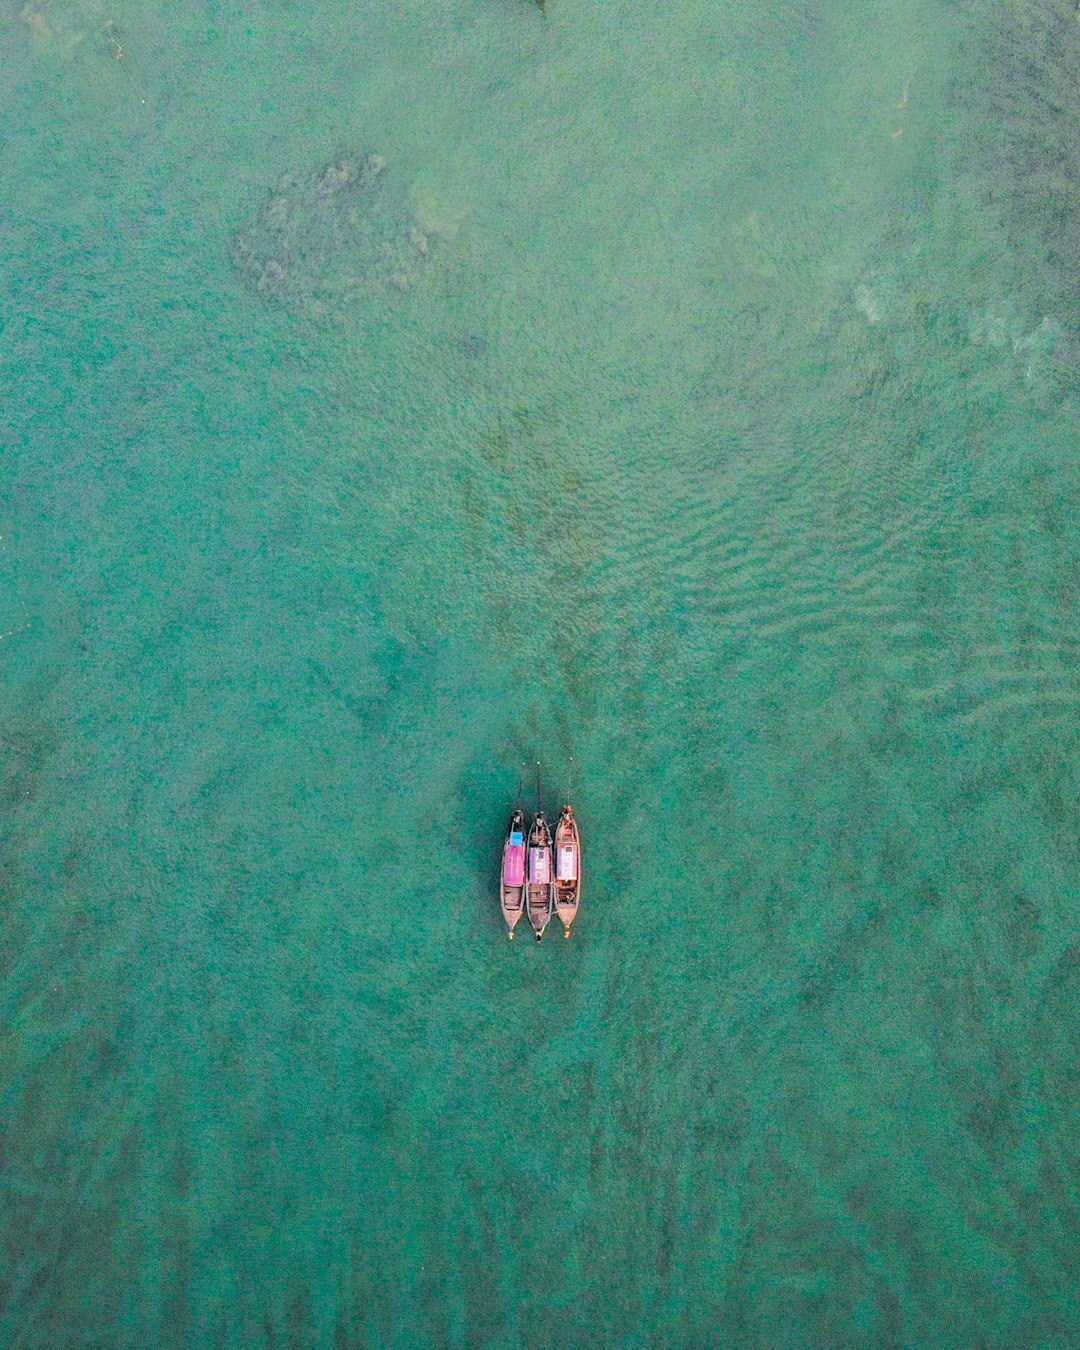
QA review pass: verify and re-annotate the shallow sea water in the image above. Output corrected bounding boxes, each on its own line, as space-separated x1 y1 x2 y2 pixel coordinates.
3 0 1080 1344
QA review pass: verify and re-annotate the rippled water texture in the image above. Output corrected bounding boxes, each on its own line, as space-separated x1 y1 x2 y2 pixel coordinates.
3 0 1080 1344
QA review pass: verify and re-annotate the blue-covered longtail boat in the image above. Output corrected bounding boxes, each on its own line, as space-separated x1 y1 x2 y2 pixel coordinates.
500 807 526 939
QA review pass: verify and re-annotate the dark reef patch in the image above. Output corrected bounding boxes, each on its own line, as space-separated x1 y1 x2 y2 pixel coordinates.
954 0 1080 329
231 151 433 310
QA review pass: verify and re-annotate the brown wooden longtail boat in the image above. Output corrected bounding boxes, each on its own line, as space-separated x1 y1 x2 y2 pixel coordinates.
554 803 581 938
526 810 554 941
500 806 526 939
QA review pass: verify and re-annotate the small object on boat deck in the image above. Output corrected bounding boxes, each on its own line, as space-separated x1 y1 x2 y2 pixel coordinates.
500 807 527 939
554 803 580 938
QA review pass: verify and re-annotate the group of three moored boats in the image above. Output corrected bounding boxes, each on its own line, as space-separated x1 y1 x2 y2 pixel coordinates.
500 764 582 940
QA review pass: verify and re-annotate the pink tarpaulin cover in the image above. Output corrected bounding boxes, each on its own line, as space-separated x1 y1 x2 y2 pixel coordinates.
556 846 578 882
528 848 551 883
502 843 525 886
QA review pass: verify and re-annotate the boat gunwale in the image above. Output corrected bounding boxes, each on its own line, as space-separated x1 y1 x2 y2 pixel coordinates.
553 804 581 935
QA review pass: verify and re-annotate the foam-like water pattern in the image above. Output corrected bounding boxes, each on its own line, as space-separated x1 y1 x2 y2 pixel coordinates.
2 0 1080 1343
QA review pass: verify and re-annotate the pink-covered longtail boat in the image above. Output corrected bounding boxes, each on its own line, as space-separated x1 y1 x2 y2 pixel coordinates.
526 811 554 941
554 803 581 938
500 807 527 939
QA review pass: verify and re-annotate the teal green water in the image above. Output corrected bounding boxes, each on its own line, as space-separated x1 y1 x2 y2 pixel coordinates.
4 0 1080 1343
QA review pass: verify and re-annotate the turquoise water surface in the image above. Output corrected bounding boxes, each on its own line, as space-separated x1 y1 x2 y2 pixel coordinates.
4 0 1080 1344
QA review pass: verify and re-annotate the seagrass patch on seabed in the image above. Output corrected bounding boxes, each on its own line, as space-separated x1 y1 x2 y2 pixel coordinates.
230 151 436 310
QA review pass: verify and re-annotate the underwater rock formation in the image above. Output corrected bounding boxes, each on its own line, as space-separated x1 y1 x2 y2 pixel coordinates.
230 151 434 309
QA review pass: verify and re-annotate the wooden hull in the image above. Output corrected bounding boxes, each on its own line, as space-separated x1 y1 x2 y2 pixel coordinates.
554 892 578 935
500 810 526 938
527 883 553 939
526 813 554 941
554 807 581 937
501 884 525 936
